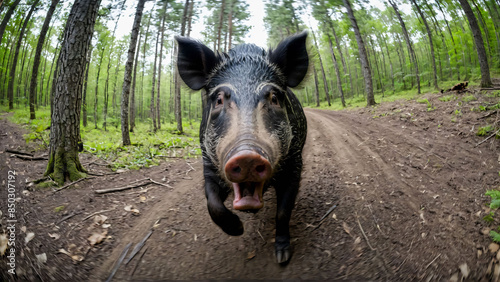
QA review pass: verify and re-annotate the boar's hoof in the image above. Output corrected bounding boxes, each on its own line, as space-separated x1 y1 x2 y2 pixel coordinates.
219 214 244 236
275 245 292 265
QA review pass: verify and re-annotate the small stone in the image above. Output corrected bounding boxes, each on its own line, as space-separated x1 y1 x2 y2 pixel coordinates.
478 249 483 258
449 273 458 282
459 263 469 278
489 243 500 253
482 228 491 235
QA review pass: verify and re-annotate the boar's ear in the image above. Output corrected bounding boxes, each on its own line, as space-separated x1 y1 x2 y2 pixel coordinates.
175 36 219 90
268 31 309 88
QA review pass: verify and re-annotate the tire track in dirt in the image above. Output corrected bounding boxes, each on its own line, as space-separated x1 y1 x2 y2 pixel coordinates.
92 107 498 280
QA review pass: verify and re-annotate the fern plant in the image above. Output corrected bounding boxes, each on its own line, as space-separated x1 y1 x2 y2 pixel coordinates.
485 190 500 242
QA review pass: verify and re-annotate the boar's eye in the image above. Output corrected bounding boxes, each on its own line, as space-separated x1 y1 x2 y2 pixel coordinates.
269 90 280 107
215 91 224 108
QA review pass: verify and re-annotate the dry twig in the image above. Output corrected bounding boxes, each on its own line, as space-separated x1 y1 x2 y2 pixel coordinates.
106 243 132 282
82 208 116 221
357 216 376 251
475 128 500 147
6 149 34 156
53 177 94 193
125 230 153 265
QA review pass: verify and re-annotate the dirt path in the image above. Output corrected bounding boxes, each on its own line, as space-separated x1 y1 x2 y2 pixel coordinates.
1 90 500 281
91 102 498 280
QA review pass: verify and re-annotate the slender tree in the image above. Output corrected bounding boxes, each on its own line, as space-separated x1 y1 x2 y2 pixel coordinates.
7 0 39 110
0 0 21 45
458 0 492 87
343 0 375 106
29 0 60 119
45 0 102 185
411 0 438 90
388 0 420 94
121 0 146 145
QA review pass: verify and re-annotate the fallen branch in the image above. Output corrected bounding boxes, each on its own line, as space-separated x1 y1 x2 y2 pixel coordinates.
12 154 48 161
53 177 95 193
147 178 173 188
477 110 498 120
311 204 338 231
475 128 500 147
129 247 148 277
95 182 151 194
82 208 116 221
87 171 119 176
125 230 153 265
357 216 376 251
105 243 132 282
481 87 500 91
55 211 81 225
95 178 173 194
5 149 34 156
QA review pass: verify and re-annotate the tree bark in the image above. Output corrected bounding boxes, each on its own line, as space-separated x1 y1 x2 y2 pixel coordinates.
29 0 60 120
104 0 126 131
150 26 159 132
82 44 92 127
411 0 438 90
0 0 21 45
216 0 225 51
45 0 102 185
389 0 420 94
311 29 331 106
129 28 142 132
121 0 146 145
156 2 168 130
312 65 320 107
458 0 492 87
7 0 39 110
343 0 375 106
327 34 345 107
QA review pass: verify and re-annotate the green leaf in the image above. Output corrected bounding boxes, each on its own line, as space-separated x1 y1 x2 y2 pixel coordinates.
490 230 500 243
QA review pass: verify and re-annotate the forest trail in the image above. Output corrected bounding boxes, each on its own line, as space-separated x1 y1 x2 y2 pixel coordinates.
90 104 499 280
2 90 500 281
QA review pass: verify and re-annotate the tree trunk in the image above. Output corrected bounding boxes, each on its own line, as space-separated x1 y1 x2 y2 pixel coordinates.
411 0 438 90
227 0 233 51
45 0 102 185
82 45 92 127
29 0 60 120
156 2 168 130
121 0 146 145
0 0 21 45
326 17 353 97
94 48 104 129
103 0 126 131
458 0 492 87
311 29 331 106
343 0 375 106
150 27 159 132
389 0 420 94
381 34 394 91
327 34 345 107
186 0 194 37
7 0 39 110
312 65 320 107
140 8 154 120
216 0 225 51
435 0 461 80
130 27 142 132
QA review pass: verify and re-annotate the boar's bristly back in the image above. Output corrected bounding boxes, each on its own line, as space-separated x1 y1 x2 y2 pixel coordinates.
175 36 220 90
268 31 309 88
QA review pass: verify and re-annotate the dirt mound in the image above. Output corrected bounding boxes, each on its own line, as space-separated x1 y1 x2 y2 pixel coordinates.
1 88 500 281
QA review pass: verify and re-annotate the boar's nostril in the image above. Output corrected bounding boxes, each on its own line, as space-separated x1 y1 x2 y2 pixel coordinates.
233 166 241 173
255 165 266 173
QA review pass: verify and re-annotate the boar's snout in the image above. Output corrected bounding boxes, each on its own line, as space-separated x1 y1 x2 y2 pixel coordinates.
224 150 272 183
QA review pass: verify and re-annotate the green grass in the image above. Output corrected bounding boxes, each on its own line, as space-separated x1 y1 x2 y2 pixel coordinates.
305 84 444 110
0 105 202 170
439 95 456 102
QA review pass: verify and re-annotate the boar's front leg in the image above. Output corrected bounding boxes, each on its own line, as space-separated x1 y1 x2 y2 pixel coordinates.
274 158 302 265
204 165 244 236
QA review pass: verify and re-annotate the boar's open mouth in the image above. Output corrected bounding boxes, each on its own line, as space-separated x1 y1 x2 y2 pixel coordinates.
232 181 265 210
223 148 272 211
